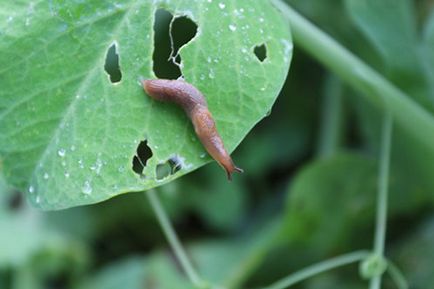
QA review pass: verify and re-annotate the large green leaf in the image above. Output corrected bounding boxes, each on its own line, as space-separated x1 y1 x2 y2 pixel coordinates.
280 153 432 253
0 1 291 210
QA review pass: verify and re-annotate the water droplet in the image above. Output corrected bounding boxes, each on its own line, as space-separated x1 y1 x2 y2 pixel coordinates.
82 180 92 195
90 158 103 175
78 159 84 169
229 24 236 31
58 148 66 157
207 56 212 63
259 17 264 22
241 47 247 53
208 69 215 79
70 145 76 151
218 2 225 9
200 153 207 158
28 185 35 193
35 195 41 204
43 172 49 179
64 172 70 178
118 166 125 173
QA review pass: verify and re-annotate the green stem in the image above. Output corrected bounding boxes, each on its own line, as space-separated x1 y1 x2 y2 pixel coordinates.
263 250 370 289
271 0 434 152
145 190 205 288
369 112 393 289
387 261 409 289
374 113 393 256
317 74 344 158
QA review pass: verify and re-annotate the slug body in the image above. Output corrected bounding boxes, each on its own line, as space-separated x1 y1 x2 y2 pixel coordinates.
142 79 243 180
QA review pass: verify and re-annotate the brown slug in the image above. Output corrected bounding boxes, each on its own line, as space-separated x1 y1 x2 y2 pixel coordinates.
142 78 243 180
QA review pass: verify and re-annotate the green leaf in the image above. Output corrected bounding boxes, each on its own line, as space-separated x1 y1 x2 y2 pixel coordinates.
345 0 433 106
0 1 291 210
282 153 377 251
281 153 432 252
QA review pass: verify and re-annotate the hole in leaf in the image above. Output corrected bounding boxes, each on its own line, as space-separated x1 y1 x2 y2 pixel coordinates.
8 190 23 210
153 9 198 79
155 156 183 180
156 162 171 180
132 140 153 176
104 43 122 83
254 43 267 62
168 156 183 174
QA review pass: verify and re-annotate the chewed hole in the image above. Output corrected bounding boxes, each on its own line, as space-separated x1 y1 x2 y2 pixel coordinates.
8 190 23 210
156 162 171 180
170 16 198 59
168 157 183 174
153 9 198 79
254 43 267 62
132 140 153 176
155 156 183 180
104 43 122 83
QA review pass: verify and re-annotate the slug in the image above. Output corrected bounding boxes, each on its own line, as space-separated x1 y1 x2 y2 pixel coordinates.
142 78 243 180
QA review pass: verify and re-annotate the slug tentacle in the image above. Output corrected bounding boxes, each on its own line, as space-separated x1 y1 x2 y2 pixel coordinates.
142 78 243 180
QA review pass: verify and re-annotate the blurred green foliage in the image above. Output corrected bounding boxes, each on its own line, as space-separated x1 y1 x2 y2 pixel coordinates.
1 0 434 289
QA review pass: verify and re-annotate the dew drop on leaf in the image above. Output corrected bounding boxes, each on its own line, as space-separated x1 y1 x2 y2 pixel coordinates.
58 148 66 157
82 181 92 195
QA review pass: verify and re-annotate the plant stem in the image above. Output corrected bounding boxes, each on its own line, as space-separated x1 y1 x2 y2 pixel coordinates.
271 0 434 152
374 113 393 255
263 250 370 289
145 190 205 288
369 112 393 289
317 74 343 158
387 261 409 289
